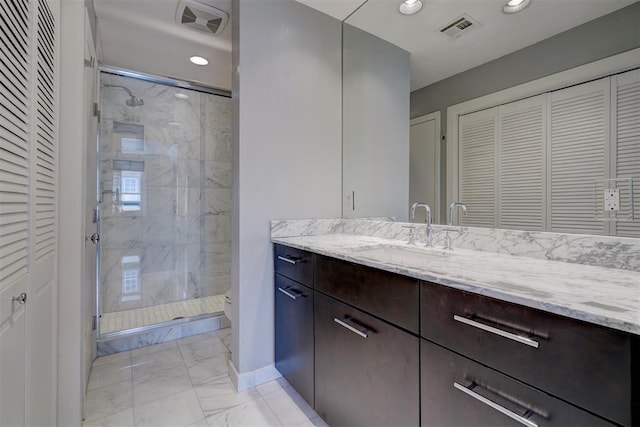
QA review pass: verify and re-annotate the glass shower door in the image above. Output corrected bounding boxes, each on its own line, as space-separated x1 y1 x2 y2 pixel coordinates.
97 71 231 336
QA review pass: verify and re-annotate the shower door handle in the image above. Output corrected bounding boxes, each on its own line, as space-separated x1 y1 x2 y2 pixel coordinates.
87 233 100 244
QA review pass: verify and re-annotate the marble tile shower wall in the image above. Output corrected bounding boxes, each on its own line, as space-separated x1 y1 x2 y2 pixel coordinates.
99 73 231 315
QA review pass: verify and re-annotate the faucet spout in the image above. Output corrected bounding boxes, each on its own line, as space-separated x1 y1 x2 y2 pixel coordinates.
448 202 468 226
410 202 433 247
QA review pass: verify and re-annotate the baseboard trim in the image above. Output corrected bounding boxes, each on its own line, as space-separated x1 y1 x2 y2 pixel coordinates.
227 360 282 392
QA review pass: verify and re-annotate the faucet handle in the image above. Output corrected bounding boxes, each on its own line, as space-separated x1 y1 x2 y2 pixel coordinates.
402 226 417 245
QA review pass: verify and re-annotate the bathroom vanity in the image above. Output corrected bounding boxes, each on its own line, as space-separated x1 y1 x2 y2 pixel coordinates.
272 228 639 427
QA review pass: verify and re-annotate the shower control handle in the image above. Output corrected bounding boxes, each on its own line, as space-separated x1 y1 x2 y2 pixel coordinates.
12 292 27 305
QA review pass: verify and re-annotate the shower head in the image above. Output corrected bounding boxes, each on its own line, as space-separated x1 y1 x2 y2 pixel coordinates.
103 83 145 107
126 96 144 107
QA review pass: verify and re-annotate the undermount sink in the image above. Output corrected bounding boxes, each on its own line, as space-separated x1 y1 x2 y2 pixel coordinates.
351 244 451 265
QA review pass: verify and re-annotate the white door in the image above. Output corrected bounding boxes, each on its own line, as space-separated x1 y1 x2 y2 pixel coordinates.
409 112 441 223
0 282 27 427
1 0 59 425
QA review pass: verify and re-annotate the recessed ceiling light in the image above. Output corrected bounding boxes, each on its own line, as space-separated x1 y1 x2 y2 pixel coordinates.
174 93 189 100
399 0 423 15
189 55 209 66
502 0 532 14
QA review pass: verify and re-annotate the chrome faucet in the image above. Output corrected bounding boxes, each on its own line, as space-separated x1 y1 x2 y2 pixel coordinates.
444 202 468 250
448 202 468 226
410 202 433 247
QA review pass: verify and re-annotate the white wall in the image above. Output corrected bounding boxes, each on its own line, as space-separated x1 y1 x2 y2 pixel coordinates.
58 1 89 424
231 0 342 382
342 24 410 220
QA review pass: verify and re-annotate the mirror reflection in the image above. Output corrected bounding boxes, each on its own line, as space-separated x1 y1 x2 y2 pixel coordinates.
342 0 640 238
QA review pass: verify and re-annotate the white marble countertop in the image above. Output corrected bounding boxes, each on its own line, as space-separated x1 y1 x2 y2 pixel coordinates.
272 234 640 335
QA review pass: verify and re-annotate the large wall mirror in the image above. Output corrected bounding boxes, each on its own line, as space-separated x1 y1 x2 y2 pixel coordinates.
342 0 640 238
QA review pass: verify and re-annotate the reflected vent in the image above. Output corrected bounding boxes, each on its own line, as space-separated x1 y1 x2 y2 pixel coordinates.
439 14 481 39
176 0 229 36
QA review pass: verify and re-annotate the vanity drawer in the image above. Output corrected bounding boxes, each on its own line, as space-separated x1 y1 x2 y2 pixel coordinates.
315 292 419 427
421 282 635 426
421 338 614 426
274 244 314 287
316 255 419 333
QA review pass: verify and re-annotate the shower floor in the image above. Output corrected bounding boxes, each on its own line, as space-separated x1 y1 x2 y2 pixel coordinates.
100 294 225 335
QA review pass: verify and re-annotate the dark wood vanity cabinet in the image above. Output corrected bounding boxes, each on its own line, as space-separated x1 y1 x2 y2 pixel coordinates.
274 245 315 407
421 282 638 426
314 292 419 427
273 243 638 426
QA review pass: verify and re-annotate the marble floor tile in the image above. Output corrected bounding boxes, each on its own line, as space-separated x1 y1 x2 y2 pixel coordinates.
87 358 133 391
186 351 231 386
261 382 316 427
178 336 227 367
195 378 262 419
216 328 231 350
82 408 134 427
186 418 209 427
177 330 220 346
130 339 177 358
134 389 205 427
205 397 282 427
131 346 184 375
91 350 132 368
86 330 322 427
133 362 193 406
84 380 133 422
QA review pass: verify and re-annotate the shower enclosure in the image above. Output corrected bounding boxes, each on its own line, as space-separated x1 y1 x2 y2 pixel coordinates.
97 70 231 337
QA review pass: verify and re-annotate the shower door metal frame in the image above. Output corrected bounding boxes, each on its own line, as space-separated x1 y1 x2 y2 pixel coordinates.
95 66 231 340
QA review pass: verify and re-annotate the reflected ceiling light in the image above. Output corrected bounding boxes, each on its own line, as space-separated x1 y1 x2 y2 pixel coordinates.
174 93 189 100
502 0 532 14
189 55 209 65
399 0 423 15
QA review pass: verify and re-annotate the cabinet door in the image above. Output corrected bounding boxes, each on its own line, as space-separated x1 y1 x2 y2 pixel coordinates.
421 339 614 427
274 274 314 406
315 292 419 427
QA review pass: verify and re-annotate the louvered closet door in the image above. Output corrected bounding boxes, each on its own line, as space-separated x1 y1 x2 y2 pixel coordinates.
548 78 610 235
497 95 546 231
0 0 31 425
458 107 497 227
1 0 58 425
612 69 640 238
27 0 58 424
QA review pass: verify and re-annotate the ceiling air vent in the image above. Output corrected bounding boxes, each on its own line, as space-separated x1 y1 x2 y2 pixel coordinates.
439 14 481 39
175 0 229 36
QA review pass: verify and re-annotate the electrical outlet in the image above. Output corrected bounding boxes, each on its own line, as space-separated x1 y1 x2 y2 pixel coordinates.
604 188 620 211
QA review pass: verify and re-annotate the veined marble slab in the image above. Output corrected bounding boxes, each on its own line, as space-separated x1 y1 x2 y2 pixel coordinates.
271 219 640 271
271 234 640 335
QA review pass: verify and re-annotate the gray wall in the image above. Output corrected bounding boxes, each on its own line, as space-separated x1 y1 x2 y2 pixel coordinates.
410 2 640 220
343 24 410 220
411 2 640 122
232 0 342 375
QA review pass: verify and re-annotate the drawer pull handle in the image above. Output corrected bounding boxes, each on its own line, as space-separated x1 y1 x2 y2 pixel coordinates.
454 382 538 427
453 315 539 348
277 255 302 265
277 287 298 300
334 317 368 339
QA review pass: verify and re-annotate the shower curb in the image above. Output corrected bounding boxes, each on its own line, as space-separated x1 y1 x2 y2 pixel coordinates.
96 313 230 356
